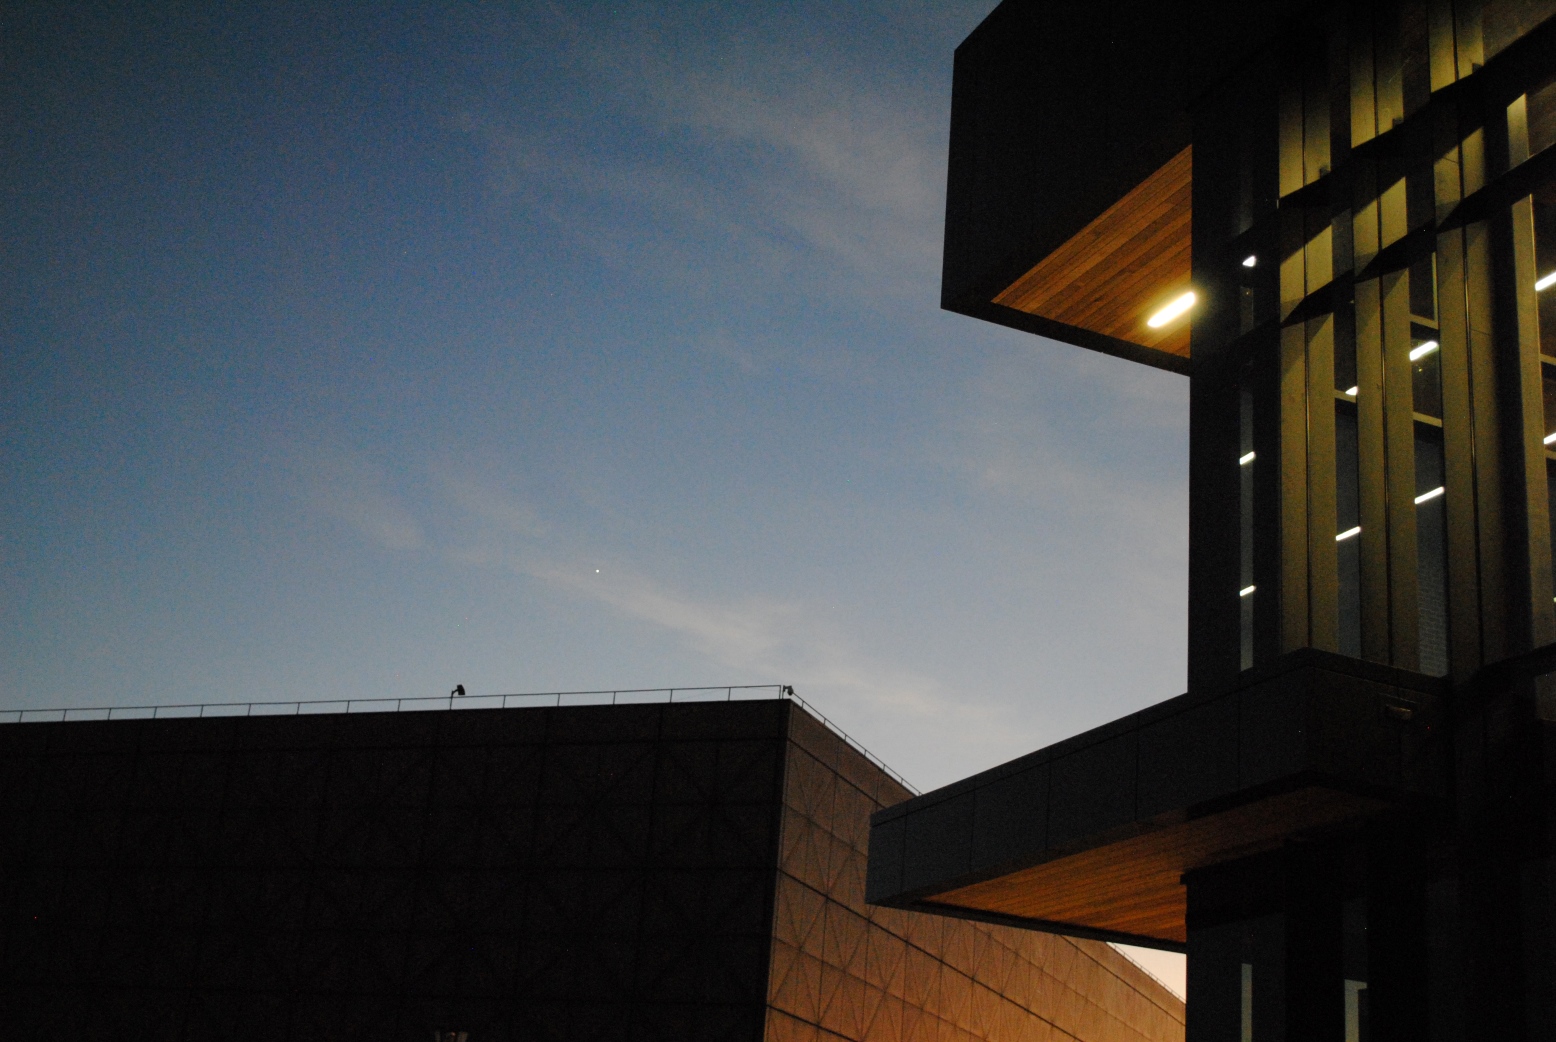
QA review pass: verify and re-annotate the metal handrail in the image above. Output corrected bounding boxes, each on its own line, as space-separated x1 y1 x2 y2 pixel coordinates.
0 684 918 795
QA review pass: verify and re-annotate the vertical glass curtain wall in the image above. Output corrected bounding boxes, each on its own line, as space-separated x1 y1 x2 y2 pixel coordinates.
1241 380 1257 671
1336 322 1363 660
1212 0 1556 681
1538 171 1556 608
1408 257 1449 675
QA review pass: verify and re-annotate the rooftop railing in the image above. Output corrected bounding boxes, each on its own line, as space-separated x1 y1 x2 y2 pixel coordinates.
0 684 918 795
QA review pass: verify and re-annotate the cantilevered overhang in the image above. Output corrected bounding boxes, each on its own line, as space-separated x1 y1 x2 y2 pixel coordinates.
865 652 1446 950
941 0 1316 374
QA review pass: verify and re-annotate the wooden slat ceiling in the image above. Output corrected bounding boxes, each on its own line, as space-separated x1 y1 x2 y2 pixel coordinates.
924 786 1384 946
994 147 1193 362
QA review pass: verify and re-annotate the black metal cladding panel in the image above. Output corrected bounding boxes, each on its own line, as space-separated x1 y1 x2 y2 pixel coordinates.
899 789 976 894
662 698 788 741
1236 672 1309 790
1136 695 1240 819
1046 733 1140 851
969 761 1048 870
0 700 791 1040
864 810 906 901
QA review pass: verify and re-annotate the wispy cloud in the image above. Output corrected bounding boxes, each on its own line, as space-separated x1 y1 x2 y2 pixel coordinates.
452 6 951 312
441 473 546 539
521 558 1033 787
532 561 941 709
284 445 425 552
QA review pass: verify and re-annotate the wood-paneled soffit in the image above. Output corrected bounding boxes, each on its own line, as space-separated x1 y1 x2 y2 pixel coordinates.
994 147 1193 363
923 786 1383 947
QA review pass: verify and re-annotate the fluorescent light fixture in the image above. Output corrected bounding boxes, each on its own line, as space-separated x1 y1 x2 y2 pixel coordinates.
1409 340 1439 361
1545 431 1556 445
1537 271 1556 292
1239 451 1256 465
1147 291 1197 328
1414 486 1445 504
1345 386 1358 396
1239 585 1256 597
1242 255 1257 268
1336 526 1362 541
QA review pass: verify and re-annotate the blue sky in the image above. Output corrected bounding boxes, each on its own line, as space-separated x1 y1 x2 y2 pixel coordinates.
1 1 1188 796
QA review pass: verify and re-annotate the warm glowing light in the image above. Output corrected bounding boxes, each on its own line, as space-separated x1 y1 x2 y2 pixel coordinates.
1239 585 1256 597
1239 451 1256 465
1147 291 1197 328
1414 486 1445 504
1345 386 1358 397
1409 340 1439 361
1336 526 1361 542
1537 271 1556 292
1242 255 1257 268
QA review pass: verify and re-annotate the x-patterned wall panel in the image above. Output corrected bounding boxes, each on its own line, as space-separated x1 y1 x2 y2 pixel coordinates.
0 702 790 1042
768 710 1185 1042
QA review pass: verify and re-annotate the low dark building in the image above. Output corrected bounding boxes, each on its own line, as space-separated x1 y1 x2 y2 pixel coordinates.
0 694 1179 1040
869 0 1556 1038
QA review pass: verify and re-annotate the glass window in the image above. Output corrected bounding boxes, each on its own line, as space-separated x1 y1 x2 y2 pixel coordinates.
1535 186 1556 609
1241 382 1256 670
1545 361 1556 610
1530 73 1556 158
1411 331 1442 418
1344 897 1370 1042
1410 256 1442 420
1337 406 1362 657
1336 311 1361 656
1536 187 1556 359
1417 429 1449 676
1409 255 1448 675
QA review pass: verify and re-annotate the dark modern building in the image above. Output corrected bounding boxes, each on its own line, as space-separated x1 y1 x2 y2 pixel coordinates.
0 693 1181 1040
867 0 1556 1039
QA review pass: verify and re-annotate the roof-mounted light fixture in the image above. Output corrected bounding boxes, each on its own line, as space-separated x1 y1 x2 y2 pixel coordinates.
1147 291 1197 328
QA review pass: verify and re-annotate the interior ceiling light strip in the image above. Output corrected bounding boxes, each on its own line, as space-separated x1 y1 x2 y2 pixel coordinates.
1239 451 1255 465
1537 271 1556 292
1415 486 1445 504
1336 526 1362 541
1409 340 1439 361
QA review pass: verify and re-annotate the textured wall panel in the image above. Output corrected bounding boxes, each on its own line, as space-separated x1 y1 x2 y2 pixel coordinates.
773 710 1185 1042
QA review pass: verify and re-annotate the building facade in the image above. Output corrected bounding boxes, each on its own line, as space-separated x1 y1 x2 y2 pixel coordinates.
867 0 1556 1039
0 696 1180 1041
